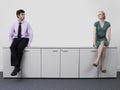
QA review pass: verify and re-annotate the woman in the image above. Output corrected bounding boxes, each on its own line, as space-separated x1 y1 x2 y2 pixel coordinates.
93 11 111 73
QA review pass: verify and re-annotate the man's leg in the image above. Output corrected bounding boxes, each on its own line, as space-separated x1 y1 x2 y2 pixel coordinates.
17 38 29 68
10 38 22 76
10 38 29 76
10 38 20 66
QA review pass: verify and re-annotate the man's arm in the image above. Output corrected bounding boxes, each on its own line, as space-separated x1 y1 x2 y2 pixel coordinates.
27 23 33 46
9 24 15 43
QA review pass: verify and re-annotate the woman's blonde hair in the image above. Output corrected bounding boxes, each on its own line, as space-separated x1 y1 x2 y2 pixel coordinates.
99 10 106 19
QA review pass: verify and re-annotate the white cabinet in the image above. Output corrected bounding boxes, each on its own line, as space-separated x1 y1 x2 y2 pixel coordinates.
3 47 118 78
98 49 118 78
61 49 79 78
80 49 98 78
21 49 41 78
3 48 41 78
42 49 60 78
80 48 118 78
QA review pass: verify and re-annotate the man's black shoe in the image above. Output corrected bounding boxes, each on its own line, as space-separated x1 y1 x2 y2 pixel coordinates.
11 67 21 76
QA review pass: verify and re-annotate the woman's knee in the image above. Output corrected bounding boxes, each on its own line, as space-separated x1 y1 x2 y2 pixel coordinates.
100 41 104 46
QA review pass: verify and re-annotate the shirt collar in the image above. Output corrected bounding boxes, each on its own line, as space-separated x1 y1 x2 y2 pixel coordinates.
18 20 25 24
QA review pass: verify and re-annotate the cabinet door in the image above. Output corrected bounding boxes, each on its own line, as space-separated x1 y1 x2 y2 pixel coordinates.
21 49 41 78
61 49 79 78
42 49 60 78
98 49 118 78
80 49 98 78
3 48 22 78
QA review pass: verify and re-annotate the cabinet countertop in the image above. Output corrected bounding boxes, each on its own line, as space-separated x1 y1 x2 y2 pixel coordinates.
3 46 117 49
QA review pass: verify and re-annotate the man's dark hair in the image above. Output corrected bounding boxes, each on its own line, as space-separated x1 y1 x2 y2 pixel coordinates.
16 9 25 18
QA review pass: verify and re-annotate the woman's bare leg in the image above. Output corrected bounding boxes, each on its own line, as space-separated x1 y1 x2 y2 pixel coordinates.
100 46 106 72
93 41 105 66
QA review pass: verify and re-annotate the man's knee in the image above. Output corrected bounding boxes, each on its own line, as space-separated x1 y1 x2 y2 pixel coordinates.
10 46 15 51
17 46 24 51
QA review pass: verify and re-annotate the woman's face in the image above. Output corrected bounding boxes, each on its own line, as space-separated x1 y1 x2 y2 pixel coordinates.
98 12 104 20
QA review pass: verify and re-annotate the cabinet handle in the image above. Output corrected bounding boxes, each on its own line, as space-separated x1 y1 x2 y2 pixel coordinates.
52 50 58 52
62 50 68 52
91 50 97 52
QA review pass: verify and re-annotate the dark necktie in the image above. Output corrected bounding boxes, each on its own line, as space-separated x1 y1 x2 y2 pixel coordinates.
18 22 22 38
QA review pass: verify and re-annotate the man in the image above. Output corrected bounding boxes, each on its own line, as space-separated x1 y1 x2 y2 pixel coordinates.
9 9 33 76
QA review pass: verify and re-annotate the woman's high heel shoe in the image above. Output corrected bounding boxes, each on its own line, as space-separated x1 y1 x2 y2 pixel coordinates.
93 63 98 67
100 67 106 73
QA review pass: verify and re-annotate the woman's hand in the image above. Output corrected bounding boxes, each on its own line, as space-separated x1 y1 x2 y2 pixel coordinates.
93 42 97 48
107 41 110 47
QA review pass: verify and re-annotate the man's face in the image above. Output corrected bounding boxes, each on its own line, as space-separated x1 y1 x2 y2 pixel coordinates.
17 13 25 21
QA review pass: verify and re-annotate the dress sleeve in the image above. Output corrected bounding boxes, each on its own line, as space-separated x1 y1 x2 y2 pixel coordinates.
108 22 111 28
94 22 97 27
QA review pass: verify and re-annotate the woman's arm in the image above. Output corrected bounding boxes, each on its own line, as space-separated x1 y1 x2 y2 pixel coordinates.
93 26 97 47
106 27 111 46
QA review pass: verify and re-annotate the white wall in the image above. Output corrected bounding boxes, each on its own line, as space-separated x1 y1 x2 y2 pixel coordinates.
0 0 120 71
